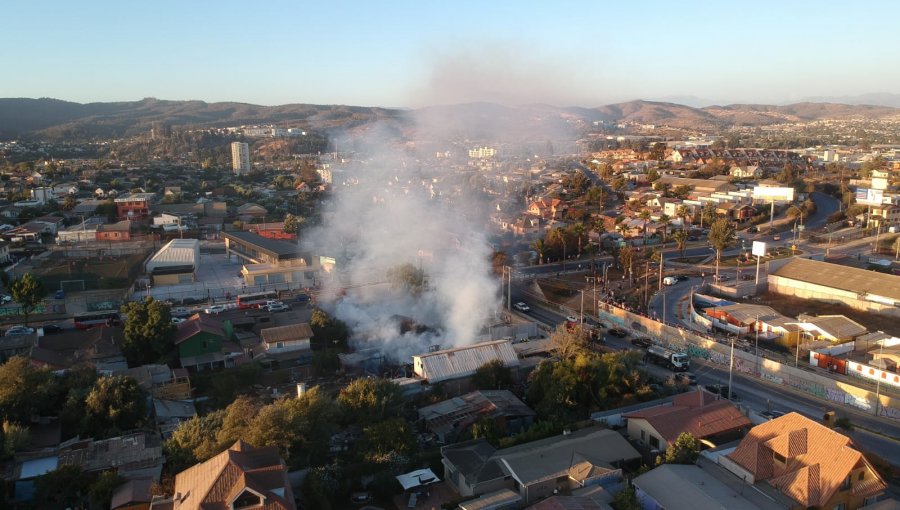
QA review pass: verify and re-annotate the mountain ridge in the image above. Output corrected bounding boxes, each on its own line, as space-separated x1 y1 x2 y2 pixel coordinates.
0 97 896 140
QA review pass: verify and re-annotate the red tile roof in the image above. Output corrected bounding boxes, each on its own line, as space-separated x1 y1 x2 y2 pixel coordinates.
623 389 750 444
727 412 886 508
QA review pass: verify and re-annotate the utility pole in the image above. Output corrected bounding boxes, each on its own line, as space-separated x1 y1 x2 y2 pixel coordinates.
643 261 649 312
728 336 735 401
875 341 884 416
755 314 760 377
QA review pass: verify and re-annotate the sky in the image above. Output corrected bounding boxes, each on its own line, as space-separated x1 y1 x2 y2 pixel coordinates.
2 0 899 108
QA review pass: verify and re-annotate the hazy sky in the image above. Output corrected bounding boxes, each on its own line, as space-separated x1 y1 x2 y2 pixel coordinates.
2 0 898 108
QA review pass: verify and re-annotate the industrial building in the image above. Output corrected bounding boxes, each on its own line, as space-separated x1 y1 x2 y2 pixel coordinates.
146 239 200 285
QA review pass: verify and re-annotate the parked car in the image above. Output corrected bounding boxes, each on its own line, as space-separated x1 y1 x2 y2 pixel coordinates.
772 235 781 241
740 274 754 281
265 303 290 313
663 276 678 286
714 274 730 281
181 297 202 305
566 315 579 323
630 337 653 348
513 302 530 312
171 307 191 317
747 226 758 233
0 294 12 304
704 384 737 399
204 304 227 315
171 317 186 325
40 324 62 335
607 327 628 338
675 275 690 282
687 235 698 241
4 325 35 337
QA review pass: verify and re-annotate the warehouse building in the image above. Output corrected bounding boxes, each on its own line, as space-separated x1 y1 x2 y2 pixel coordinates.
146 239 200 285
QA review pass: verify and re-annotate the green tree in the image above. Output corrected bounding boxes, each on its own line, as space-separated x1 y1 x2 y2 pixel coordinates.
216 395 259 446
359 417 416 464
611 175 628 192
662 431 701 464
337 378 405 425
386 263 426 296
0 356 58 424
638 209 652 245
708 218 736 281
572 222 587 257
672 229 689 259
471 359 513 390
611 486 640 510
470 416 502 445
549 323 588 359
618 245 635 279
120 298 176 366
659 214 671 246
33 465 90 509
649 143 666 162
3 420 31 457
89 471 125 510
700 202 717 229
83 375 147 438
164 409 226 472
283 213 304 234
647 167 660 181
9 273 46 326
309 309 349 350
61 194 77 211
532 239 547 265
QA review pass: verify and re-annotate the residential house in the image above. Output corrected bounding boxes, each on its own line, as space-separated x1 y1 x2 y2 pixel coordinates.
254 323 313 366
115 193 155 221
730 165 762 179
96 220 133 241
154 440 295 510
441 427 640 505
792 314 868 343
623 389 751 454
724 412 886 510
111 478 154 510
870 204 900 229
153 399 197 438
418 390 535 443
28 327 127 372
527 198 568 220
0 240 9 263
236 202 268 222
173 314 244 372
114 364 192 400
632 463 777 510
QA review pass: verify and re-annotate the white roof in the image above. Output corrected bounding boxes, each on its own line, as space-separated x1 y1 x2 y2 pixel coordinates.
146 239 199 272
633 464 767 510
395 468 439 490
413 339 519 383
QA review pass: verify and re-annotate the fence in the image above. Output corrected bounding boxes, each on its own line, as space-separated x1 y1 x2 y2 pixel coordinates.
598 302 900 421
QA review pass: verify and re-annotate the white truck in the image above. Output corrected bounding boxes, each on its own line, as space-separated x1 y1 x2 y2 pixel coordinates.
645 345 690 372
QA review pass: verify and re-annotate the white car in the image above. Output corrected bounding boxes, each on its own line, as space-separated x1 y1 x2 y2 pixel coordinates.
265 303 290 313
171 317 186 325
5 325 35 337
0 294 12 304
513 302 530 312
204 304 227 315
566 315 579 323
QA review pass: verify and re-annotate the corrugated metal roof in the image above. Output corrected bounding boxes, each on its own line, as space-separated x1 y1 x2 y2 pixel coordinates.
260 323 313 344
413 340 519 383
771 258 900 302
146 239 199 272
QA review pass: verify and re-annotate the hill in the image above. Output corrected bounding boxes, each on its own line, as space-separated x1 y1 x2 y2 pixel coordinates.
0 97 896 141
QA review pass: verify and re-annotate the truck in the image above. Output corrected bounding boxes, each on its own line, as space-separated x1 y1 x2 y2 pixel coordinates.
645 345 690 372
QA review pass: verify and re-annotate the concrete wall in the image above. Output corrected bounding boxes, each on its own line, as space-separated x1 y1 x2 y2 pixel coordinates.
598 302 900 422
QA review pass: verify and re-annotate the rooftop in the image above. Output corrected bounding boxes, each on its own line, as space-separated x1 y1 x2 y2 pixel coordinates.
634 463 767 510
770 258 900 303
223 231 305 259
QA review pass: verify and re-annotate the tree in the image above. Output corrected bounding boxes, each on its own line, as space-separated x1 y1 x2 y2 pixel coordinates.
611 176 628 192
216 395 259 446
359 417 416 464
647 167 660 182
83 375 147 438
532 239 547 265
662 431 700 464
386 263 426 296
676 205 690 230
611 486 640 510
0 356 58 424
549 227 568 263
337 378 405 425
638 209 652 245
283 213 304 234
164 409 226 472
33 465 90 509
120 298 176 366
470 416 502 445
700 202 717 229
572 222 586 257
659 214 671 246
9 273 46 326
708 218 737 280
471 359 513 390
549 323 588 359
672 229 688 259
649 143 666 162
89 471 125 510
309 309 349 350
3 420 31 457
618 245 635 279
61 194 77 211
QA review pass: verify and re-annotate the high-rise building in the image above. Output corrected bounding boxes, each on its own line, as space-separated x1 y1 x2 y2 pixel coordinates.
231 142 250 174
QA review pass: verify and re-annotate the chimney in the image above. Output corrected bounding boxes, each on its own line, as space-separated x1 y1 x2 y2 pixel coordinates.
822 411 836 429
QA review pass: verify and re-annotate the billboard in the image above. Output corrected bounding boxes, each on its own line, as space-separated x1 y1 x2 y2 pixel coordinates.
872 177 888 191
752 241 767 257
753 186 795 202
855 188 884 206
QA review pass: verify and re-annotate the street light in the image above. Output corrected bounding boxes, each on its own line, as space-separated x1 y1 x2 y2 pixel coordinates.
728 335 735 401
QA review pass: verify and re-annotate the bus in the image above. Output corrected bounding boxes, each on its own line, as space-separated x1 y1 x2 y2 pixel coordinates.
74 311 122 330
236 291 277 309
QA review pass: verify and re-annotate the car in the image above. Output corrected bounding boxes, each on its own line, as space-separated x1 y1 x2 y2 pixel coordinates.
772 235 781 241
608 327 628 338
55 289 65 299
265 303 290 313
513 302 531 312
0 294 11 304
204 304 227 315
746 226 758 233
264 299 284 308
631 337 653 348
675 275 690 282
40 324 63 334
181 297 202 305
566 315 579 323
740 274 754 281
687 235 698 241
760 410 786 420
171 317 186 325
4 325 35 337
714 274 730 281
171 307 191 317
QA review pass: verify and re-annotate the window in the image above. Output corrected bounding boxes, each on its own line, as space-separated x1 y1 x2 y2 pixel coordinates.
858 471 865 481
276 341 284 349
833 503 846 510
640 430 646 442
649 436 659 449
232 490 262 509
840 475 851 491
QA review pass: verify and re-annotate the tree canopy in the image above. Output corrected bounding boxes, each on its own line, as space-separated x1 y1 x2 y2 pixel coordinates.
386 263 426 296
661 431 701 465
10 273 46 325
120 298 176 366
337 378 405 425
83 375 148 438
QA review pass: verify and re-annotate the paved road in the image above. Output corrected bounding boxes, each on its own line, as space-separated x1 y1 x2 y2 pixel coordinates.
806 191 841 230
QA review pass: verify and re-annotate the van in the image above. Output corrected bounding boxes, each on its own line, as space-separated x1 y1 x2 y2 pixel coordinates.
663 276 678 286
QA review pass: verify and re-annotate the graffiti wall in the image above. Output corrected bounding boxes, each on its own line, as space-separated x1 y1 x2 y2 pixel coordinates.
598 303 900 421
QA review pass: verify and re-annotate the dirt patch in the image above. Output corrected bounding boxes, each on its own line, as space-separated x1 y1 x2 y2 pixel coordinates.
758 291 900 337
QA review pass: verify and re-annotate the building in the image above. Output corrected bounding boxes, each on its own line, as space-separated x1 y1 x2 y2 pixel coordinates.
115 193 156 221
223 231 319 288
111 478 154 510
146 239 200 286
768 258 900 317
231 142 251 175
156 440 295 510
792 314 868 343
255 323 313 366
469 146 497 159
173 314 244 372
723 412 886 509
623 389 751 454
57 217 105 243
441 427 640 505
633 463 772 510
418 390 535 443
96 220 133 241
412 339 520 384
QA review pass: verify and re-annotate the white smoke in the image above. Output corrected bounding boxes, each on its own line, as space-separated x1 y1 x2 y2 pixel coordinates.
302 123 500 361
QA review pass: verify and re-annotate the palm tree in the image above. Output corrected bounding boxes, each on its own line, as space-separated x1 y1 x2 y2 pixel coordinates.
676 205 690 231
708 218 737 280
639 209 652 245
659 214 671 247
573 222 586 257
532 239 546 265
700 202 717 229
672 229 689 259
550 227 568 266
